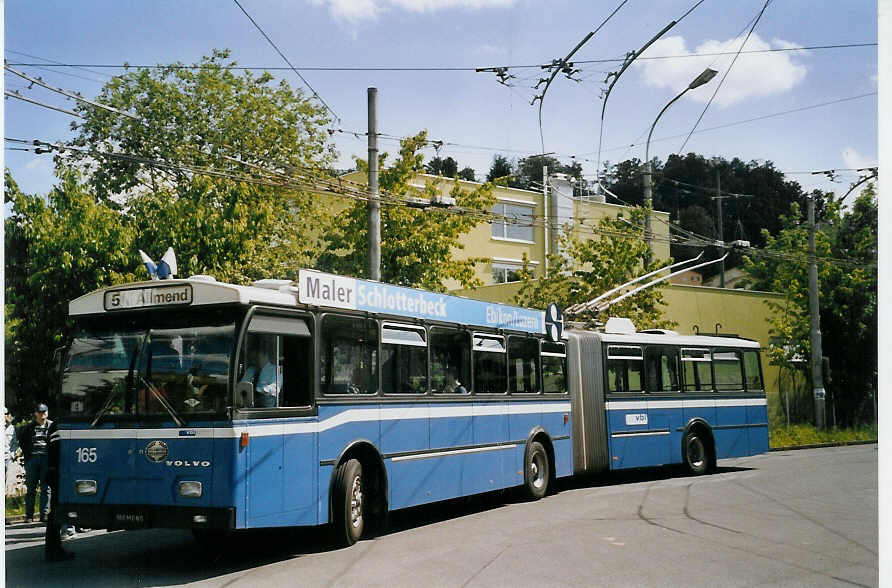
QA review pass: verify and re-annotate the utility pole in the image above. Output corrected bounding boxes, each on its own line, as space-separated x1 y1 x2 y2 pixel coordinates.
367 87 380 281
715 166 725 288
807 196 826 429
543 165 549 276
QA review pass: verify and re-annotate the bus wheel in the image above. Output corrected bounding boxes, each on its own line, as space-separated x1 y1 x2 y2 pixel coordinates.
684 431 709 475
524 441 550 500
333 458 364 546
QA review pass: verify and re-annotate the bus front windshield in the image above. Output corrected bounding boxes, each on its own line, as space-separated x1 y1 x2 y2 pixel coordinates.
61 312 237 422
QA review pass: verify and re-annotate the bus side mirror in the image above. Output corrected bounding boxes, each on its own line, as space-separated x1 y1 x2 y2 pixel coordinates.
236 381 254 408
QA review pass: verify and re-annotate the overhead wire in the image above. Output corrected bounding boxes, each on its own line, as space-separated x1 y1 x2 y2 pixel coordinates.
231 0 340 124
8 63 874 192
4 42 874 73
677 0 772 153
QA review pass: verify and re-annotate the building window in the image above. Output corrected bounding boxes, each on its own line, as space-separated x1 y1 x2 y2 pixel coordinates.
492 263 524 283
492 202 534 241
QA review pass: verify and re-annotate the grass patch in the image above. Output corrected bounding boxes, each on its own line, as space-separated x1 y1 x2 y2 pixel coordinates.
770 423 877 448
5 494 26 518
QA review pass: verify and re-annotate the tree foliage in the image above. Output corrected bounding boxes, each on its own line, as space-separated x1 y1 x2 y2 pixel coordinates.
65 49 335 201
4 52 338 414
601 154 825 278
316 131 497 291
5 171 138 414
742 186 877 426
485 154 582 191
513 208 675 329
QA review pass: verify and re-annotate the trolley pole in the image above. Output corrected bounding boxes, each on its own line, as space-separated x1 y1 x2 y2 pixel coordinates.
367 87 381 281
807 196 826 428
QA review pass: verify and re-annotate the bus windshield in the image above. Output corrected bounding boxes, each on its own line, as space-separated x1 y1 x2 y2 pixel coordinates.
61 311 237 422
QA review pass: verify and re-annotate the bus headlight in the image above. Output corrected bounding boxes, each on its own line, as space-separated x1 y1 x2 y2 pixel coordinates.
178 481 202 498
75 480 97 495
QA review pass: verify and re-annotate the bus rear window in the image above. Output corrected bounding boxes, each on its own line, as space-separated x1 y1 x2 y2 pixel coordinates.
713 350 744 391
743 350 763 391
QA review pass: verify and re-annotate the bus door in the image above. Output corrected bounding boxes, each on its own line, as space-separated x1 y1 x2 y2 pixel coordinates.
605 344 659 469
238 314 317 527
712 349 748 458
644 345 682 464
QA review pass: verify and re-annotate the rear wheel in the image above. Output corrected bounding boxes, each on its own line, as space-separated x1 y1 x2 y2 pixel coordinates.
333 459 364 546
524 441 550 500
684 431 710 475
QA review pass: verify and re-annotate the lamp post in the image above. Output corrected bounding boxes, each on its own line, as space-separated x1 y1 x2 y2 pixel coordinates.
643 68 717 259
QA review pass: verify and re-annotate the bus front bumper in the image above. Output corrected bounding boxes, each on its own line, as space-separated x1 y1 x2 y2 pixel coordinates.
59 504 235 531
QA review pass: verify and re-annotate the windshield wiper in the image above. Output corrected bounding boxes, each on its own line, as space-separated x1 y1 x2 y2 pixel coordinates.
91 330 149 428
138 375 185 428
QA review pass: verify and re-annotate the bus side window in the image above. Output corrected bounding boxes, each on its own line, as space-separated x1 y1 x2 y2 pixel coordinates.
241 316 314 408
712 349 744 391
381 323 428 395
644 347 679 392
541 342 566 394
320 315 379 395
742 350 763 391
430 327 471 394
472 334 507 394
606 346 643 393
681 348 712 391
508 336 540 394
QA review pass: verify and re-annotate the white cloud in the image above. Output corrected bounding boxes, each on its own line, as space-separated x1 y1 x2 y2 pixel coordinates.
636 33 807 107
474 43 507 56
842 147 876 170
310 0 515 23
25 157 52 173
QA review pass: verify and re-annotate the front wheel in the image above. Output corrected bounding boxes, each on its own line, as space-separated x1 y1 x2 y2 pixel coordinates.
523 441 550 500
333 459 364 546
684 431 710 476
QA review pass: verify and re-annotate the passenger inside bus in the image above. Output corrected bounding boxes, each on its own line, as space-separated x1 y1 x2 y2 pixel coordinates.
240 338 280 407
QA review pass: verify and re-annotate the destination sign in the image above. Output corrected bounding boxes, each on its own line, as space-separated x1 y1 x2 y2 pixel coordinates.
104 284 193 311
298 269 544 334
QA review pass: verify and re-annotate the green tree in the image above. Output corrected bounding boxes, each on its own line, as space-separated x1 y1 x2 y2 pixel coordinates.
317 131 497 291
66 49 334 202
62 50 334 282
514 208 675 329
486 154 515 183
5 170 137 414
742 187 877 426
602 154 820 279
457 167 476 182
425 156 458 178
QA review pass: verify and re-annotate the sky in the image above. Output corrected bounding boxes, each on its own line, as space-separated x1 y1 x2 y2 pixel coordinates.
3 0 879 201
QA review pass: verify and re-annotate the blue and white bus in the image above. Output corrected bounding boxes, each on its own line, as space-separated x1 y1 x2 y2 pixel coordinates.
56 269 768 546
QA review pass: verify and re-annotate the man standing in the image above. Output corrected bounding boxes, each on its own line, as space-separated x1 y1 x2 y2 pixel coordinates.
17 403 52 523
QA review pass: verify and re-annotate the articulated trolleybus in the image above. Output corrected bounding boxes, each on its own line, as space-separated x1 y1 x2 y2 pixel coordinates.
57 269 769 545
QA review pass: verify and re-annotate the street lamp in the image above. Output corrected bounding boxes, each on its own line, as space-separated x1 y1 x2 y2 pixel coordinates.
642 68 718 258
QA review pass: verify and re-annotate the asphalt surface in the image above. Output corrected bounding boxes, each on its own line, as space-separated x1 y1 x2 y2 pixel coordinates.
4 444 878 587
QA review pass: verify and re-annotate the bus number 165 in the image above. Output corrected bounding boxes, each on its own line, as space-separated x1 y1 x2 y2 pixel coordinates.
76 447 98 463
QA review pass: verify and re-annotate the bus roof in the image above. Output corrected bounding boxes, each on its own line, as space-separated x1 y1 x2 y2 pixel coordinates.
69 269 549 335
594 330 760 349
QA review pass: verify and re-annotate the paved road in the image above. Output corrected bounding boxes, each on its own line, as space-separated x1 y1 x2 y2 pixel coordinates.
5 445 878 587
